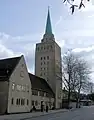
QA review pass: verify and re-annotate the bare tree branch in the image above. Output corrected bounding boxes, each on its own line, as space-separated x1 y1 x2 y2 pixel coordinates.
63 0 90 14
62 50 92 108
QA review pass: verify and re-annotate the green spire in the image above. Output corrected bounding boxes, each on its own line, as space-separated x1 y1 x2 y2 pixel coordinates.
45 7 52 35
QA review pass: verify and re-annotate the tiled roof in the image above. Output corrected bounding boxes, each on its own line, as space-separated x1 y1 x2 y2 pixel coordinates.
0 56 21 81
29 73 55 97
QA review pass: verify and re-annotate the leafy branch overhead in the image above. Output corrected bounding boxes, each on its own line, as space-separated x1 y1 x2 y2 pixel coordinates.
63 0 90 14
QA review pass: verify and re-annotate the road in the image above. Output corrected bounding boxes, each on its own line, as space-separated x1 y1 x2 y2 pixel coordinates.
26 106 94 120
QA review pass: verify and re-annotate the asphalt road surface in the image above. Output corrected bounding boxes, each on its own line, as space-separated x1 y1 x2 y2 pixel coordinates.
26 106 94 120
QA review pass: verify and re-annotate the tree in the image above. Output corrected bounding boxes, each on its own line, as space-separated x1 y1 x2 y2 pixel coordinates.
62 50 91 108
63 0 90 14
62 50 78 107
72 59 91 107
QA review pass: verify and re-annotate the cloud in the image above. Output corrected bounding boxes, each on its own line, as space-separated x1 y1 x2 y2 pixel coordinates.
0 31 94 82
81 1 94 12
0 32 41 74
73 45 94 53
0 44 14 58
88 14 94 17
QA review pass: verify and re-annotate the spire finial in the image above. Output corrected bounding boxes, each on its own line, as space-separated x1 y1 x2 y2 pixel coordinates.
48 6 50 10
45 7 52 35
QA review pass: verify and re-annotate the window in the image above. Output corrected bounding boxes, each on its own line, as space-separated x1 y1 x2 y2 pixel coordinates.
47 61 49 65
32 100 34 106
17 85 21 91
39 91 44 96
20 71 24 77
27 99 29 105
16 99 19 105
47 56 49 60
32 90 38 96
44 61 45 64
41 57 42 60
21 99 23 105
21 99 25 105
22 85 26 92
41 68 42 70
41 62 42 65
11 98 14 105
40 73 42 76
35 101 38 106
44 57 45 60
12 83 15 90
44 68 45 70
18 99 20 105
16 98 20 105
44 47 45 50
44 73 45 75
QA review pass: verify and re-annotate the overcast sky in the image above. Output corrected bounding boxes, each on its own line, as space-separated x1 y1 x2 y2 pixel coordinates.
0 0 94 81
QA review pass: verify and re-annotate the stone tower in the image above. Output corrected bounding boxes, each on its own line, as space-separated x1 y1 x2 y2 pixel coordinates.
35 8 62 108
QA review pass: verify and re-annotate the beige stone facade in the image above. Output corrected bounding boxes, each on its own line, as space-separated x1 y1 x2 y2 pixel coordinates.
29 73 55 110
31 91 54 110
7 56 31 113
0 55 55 114
35 34 62 108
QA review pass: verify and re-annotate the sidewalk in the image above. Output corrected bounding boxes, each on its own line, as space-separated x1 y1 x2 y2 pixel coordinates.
0 109 68 120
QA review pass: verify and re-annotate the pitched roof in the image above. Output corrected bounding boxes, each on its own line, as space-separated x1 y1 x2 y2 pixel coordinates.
0 56 21 81
29 73 55 97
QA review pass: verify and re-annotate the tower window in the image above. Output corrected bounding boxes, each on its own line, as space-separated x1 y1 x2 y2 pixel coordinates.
41 57 42 60
11 98 14 105
44 57 45 60
44 68 45 70
40 73 42 76
44 47 45 50
41 68 42 70
47 56 49 60
41 62 42 65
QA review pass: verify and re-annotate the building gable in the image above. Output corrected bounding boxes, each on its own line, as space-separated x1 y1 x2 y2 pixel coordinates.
0 56 21 81
7 55 31 113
